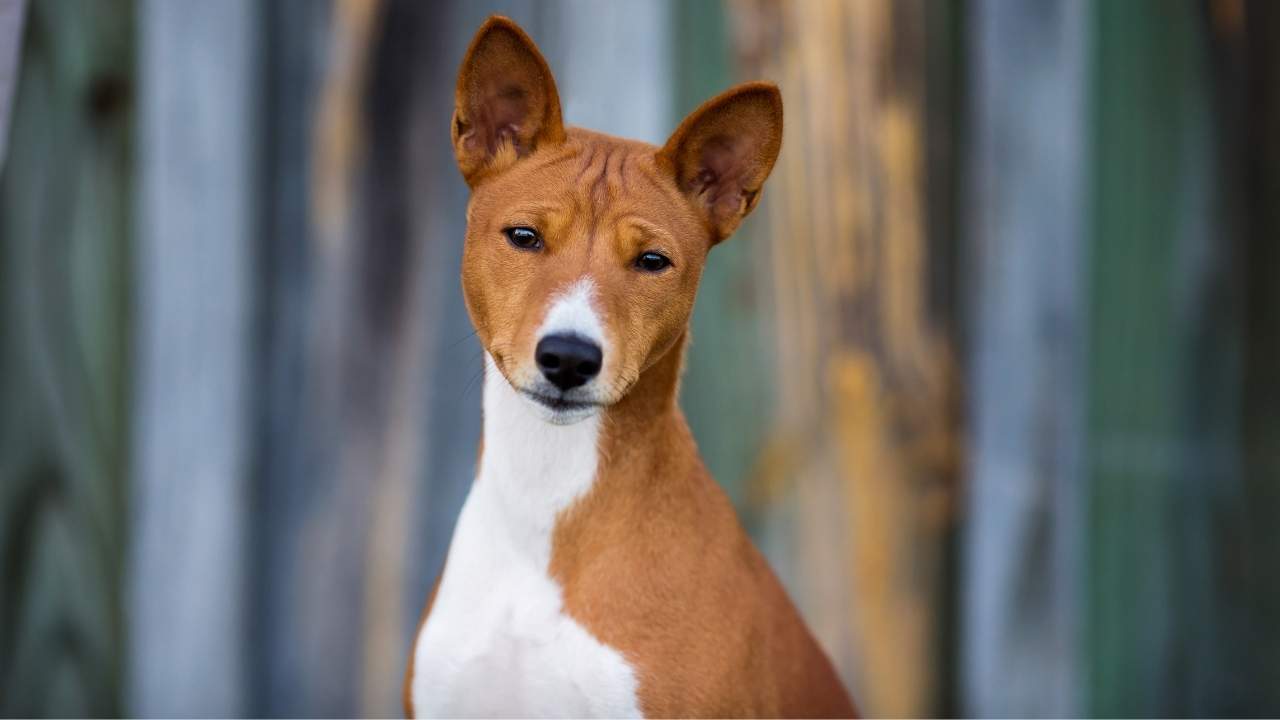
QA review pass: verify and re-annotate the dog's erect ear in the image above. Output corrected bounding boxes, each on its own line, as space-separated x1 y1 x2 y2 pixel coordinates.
453 16 565 184
658 82 783 243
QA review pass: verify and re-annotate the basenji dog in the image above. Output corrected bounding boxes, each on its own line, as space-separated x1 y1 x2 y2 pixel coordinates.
404 16 857 718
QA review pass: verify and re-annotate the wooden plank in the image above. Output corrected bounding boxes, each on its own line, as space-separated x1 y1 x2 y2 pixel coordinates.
0 0 25 167
675 0 775 514
252 0 398 713
727 2 960 715
1085 0 1239 713
1234 2 1280 710
539 0 672 145
0 0 132 714
128 0 258 714
960 0 1087 715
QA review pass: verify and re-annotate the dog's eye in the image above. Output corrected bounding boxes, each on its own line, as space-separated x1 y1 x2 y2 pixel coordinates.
504 226 543 250
634 251 672 273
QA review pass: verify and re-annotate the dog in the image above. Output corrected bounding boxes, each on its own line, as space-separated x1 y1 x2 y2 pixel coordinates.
404 16 857 718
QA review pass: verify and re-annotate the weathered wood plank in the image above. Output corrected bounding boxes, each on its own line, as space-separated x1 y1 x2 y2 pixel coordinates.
1233 2 1280 710
728 2 961 715
0 0 25 167
0 0 132 714
961 0 1087 715
128 0 258 714
676 0 774 514
1085 0 1253 714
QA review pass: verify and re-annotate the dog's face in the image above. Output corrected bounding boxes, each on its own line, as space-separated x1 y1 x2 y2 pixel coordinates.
453 17 782 424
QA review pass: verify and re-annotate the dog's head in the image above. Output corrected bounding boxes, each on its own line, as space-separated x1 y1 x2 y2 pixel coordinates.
454 16 782 424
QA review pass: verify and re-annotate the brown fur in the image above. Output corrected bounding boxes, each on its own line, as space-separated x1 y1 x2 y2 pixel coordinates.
405 15 856 719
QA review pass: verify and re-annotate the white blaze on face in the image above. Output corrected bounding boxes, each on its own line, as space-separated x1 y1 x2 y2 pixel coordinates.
536 277 607 358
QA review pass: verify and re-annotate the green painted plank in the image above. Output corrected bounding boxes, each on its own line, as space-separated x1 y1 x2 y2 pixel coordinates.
1084 0 1280 714
675 0 773 518
0 0 134 714
1088 0 1199 713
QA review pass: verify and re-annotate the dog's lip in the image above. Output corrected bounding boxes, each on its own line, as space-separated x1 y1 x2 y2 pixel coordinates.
518 388 600 412
521 391 598 411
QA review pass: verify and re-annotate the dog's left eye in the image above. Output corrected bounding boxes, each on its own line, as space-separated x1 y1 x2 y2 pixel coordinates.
504 226 543 250
634 251 672 273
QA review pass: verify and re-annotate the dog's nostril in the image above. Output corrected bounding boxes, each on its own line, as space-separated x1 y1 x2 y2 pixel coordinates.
577 360 600 377
537 352 561 370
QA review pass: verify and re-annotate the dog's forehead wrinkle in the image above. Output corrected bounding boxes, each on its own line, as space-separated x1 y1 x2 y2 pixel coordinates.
591 146 619 206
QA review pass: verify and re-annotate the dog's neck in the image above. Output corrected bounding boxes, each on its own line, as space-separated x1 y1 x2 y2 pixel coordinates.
476 332 688 567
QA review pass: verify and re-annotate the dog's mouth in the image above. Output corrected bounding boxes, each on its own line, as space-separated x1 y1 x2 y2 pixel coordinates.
487 352 615 424
519 389 600 413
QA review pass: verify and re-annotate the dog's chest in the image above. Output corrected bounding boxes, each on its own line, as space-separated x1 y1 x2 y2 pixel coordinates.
409 486 641 718
409 361 642 718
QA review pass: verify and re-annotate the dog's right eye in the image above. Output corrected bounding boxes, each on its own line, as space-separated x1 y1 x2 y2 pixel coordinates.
504 226 543 251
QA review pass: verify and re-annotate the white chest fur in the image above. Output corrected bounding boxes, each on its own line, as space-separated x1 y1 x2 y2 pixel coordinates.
409 356 642 718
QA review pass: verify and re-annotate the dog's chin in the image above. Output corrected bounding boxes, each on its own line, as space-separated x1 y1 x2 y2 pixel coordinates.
517 389 602 426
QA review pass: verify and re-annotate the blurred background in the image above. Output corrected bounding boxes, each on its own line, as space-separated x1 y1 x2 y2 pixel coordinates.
1 0 1278 716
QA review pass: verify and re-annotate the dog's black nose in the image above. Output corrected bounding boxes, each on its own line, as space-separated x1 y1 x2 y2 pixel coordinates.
536 334 602 391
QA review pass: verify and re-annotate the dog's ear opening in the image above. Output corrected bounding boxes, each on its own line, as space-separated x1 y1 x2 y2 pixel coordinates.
658 82 783 243
453 16 565 185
